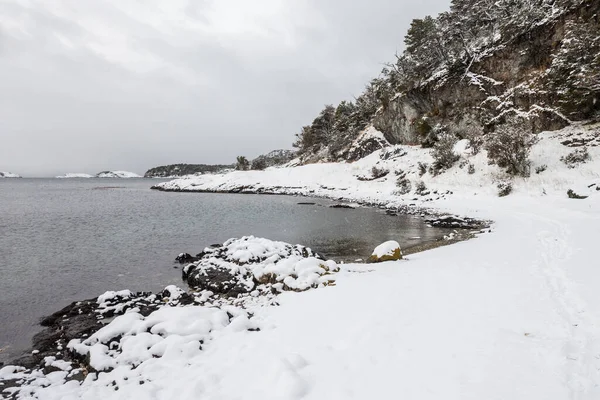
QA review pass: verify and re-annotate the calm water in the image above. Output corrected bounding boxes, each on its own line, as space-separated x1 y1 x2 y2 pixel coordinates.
0 178 451 362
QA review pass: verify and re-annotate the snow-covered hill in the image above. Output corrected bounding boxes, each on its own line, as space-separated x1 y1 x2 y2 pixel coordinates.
0 171 21 178
95 171 141 178
154 125 600 204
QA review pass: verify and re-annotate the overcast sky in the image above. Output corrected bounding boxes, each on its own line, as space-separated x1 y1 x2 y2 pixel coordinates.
0 0 449 177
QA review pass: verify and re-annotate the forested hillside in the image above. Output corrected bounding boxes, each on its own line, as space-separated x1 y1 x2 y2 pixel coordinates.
293 0 599 163
144 164 233 178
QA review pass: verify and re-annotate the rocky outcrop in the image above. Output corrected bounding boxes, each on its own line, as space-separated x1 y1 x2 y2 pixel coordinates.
6 290 177 371
181 236 338 294
372 0 600 148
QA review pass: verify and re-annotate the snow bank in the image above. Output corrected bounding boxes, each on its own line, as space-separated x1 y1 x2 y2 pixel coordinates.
0 171 21 178
55 173 94 178
96 171 142 178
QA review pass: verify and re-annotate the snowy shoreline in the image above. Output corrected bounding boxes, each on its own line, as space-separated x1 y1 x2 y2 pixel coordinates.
3 127 600 399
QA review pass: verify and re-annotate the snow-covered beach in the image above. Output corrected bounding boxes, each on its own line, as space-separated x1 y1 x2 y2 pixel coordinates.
2 125 600 399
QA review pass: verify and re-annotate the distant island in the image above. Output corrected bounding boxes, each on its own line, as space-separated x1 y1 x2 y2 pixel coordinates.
0 171 21 178
55 173 94 178
144 164 234 178
95 171 141 178
55 171 141 178
145 150 297 178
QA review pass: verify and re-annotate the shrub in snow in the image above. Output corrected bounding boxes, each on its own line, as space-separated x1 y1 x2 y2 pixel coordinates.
485 124 536 177
464 130 484 155
380 147 407 160
535 164 547 174
371 166 390 179
429 132 460 175
182 236 339 295
250 158 267 170
367 240 402 263
357 165 389 181
235 156 250 171
395 172 412 195
417 162 428 177
560 147 590 168
415 181 429 196
467 163 476 174
567 189 588 199
497 181 513 197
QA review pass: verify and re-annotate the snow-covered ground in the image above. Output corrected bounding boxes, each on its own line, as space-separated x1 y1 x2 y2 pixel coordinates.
55 173 94 179
3 125 600 399
0 171 21 178
95 171 142 178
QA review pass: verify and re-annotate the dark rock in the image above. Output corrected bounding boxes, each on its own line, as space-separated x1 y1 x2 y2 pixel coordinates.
182 264 251 297
297 202 316 205
426 215 488 230
567 189 588 199
175 253 199 264
329 204 355 209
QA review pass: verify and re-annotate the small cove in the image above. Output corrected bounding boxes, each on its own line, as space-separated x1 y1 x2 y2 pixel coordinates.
0 178 455 363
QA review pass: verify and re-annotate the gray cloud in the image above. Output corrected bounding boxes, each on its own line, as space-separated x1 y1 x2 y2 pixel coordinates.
0 0 449 177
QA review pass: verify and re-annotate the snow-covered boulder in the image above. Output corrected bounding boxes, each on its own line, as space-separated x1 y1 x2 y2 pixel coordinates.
0 171 21 178
95 171 141 178
182 236 338 295
55 173 94 178
367 240 402 263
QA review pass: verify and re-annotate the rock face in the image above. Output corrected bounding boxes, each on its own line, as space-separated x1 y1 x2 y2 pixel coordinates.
144 164 234 178
291 0 600 164
367 241 403 263
181 236 338 295
371 0 599 151
0 172 21 178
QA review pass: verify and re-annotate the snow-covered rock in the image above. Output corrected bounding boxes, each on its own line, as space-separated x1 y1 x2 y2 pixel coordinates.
95 170 141 178
183 236 338 294
55 173 94 178
0 171 21 178
368 240 402 263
